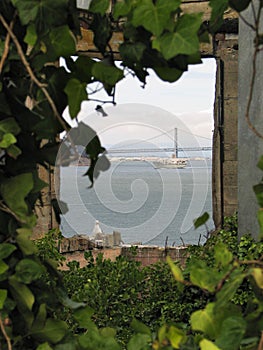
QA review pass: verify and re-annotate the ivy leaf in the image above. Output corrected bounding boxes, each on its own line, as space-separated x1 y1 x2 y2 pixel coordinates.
119 42 146 66
154 66 183 83
191 303 217 339
64 78 88 118
79 328 121 350
0 117 21 135
9 276 35 311
24 23 37 46
71 56 95 83
90 14 112 54
251 268 263 289
167 325 186 349
15 258 46 284
85 135 105 159
69 122 101 148
0 243 16 260
215 317 247 350
194 212 209 229
74 306 94 328
11 0 39 25
113 0 132 20
130 318 151 336
0 173 34 220
16 228 37 255
167 256 184 283
11 0 68 30
0 289 7 310
6 144 22 159
229 0 252 12
127 333 151 350
200 339 220 350
0 133 17 148
32 304 47 332
51 199 68 225
89 0 110 15
32 318 68 344
0 261 9 274
132 0 181 36
215 272 245 310
209 0 228 32
36 343 53 350
92 62 124 91
83 155 110 187
49 25 76 57
154 13 202 60
100 327 117 338
190 259 221 292
214 242 233 268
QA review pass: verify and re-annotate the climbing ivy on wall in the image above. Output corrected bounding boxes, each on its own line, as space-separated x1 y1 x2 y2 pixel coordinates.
0 0 261 349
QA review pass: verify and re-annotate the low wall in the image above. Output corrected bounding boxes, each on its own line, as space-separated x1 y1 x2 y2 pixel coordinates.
121 246 189 266
59 237 189 268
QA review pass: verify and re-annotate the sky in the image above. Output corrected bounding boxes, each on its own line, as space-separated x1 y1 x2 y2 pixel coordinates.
63 58 217 150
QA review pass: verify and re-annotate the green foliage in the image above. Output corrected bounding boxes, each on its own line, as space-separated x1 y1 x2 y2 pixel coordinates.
34 229 66 266
194 212 210 229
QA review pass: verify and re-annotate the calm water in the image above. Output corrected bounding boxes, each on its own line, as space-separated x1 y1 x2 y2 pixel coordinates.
60 159 214 246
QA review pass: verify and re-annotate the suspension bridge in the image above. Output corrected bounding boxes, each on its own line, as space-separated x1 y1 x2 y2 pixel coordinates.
107 128 212 157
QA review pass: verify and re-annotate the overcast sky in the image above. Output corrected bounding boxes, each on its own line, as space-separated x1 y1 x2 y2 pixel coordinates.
63 58 217 149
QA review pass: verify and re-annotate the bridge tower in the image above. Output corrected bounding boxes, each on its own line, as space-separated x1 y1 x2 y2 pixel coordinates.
173 128 178 158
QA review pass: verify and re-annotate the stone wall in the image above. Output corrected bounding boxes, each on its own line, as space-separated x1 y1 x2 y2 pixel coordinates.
213 34 239 227
121 246 189 267
59 237 188 268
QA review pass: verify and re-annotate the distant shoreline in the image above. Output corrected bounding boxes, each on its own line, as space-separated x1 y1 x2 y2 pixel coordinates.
108 156 210 162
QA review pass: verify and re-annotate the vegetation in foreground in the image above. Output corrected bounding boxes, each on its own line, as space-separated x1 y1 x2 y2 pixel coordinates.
31 215 263 350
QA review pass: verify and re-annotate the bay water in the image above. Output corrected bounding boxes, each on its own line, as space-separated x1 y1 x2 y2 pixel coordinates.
60 158 214 246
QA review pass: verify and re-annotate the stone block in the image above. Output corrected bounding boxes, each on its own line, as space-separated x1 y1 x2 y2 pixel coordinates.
224 143 238 161
223 172 238 187
224 186 238 205
181 2 211 21
224 204 238 217
77 29 123 53
224 74 238 98
223 160 238 175
224 144 238 161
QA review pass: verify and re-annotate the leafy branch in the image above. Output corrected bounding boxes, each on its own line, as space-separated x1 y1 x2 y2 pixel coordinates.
0 16 14 74
0 315 12 350
0 13 70 134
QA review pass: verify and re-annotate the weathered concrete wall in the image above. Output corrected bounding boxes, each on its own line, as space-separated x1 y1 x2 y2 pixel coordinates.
238 1 263 239
213 34 239 228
